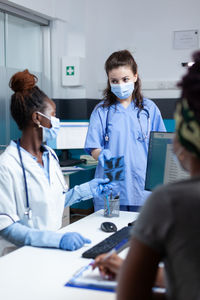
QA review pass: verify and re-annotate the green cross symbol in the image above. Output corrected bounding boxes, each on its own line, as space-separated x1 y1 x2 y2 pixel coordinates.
66 66 75 76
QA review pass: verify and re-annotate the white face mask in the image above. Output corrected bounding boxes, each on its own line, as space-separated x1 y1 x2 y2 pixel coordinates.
37 111 60 142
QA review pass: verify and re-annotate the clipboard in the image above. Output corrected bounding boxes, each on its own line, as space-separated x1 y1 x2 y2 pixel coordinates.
65 259 166 294
65 260 116 293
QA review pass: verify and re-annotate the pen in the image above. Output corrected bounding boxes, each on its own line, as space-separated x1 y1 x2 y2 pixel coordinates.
106 195 110 215
102 248 116 262
70 259 94 282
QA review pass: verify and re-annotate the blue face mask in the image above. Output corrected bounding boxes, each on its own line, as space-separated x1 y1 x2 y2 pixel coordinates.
37 112 60 142
110 82 134 100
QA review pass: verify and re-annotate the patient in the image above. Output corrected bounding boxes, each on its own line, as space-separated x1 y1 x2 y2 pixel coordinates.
94 50 200 300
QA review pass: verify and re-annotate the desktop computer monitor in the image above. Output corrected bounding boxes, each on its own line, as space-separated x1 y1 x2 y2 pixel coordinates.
145 131 190 191
47 121 89 150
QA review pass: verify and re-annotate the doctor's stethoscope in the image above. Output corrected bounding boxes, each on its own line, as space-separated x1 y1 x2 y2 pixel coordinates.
104 106 150 145
16 139 68 220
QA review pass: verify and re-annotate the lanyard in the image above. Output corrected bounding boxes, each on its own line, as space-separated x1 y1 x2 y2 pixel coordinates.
17 139 32 220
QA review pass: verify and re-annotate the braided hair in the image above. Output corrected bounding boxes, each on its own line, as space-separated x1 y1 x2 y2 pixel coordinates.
102 50 143 109
9 69 48 130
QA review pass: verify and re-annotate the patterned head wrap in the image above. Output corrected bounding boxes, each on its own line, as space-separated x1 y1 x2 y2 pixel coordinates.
174 98 200 158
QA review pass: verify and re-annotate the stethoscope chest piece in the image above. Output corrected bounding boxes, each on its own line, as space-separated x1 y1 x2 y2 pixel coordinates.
105 134 109 142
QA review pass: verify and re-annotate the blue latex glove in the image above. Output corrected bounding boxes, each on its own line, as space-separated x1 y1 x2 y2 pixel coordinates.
1 222 63 248
1 223 91 251
98 149 112 167
89 178 110 197
102 181 120 197
59 232 91 251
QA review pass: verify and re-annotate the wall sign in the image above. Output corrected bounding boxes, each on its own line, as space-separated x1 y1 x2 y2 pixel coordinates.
173 30 199 49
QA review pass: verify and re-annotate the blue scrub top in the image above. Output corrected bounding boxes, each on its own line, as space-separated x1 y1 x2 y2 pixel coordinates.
85 98 166 210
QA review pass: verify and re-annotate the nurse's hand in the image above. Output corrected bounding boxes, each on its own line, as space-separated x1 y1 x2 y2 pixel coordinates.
89 178 110 197
98 149 112 167
102 181 120 197
59 232 91 251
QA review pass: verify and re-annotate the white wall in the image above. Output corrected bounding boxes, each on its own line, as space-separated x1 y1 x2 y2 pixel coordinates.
84 0 200 99
4 0 200 99
50 0 87 98
6 0 87 98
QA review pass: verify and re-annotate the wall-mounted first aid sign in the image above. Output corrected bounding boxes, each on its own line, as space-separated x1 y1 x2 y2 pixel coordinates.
62 57 84 86
66 66 75 76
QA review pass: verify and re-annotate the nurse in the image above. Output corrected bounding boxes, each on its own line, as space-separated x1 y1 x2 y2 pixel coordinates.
85 50 166 212
0 69 111 256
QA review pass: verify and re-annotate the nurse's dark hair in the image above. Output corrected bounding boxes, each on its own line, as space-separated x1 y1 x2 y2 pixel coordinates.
9 69 48 130
177 50 200 121
102 50 143 109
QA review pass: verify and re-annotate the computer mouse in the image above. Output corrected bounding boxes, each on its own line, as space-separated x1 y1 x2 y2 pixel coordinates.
100 222 117 233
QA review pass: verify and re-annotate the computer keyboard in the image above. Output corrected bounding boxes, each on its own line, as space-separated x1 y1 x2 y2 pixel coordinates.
82 226 132 259
60 158 86 167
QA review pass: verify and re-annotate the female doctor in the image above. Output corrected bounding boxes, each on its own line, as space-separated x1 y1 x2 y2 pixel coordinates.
0 69 110 256
85 50 166 212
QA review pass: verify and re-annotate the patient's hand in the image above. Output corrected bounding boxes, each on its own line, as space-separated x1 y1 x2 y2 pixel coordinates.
93 252 165 290
92 252 123 279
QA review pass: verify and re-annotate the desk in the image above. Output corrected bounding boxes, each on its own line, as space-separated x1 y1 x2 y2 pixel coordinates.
0 210 137 300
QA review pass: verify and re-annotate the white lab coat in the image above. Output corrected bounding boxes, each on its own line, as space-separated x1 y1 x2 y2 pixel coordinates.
0 143 67 256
